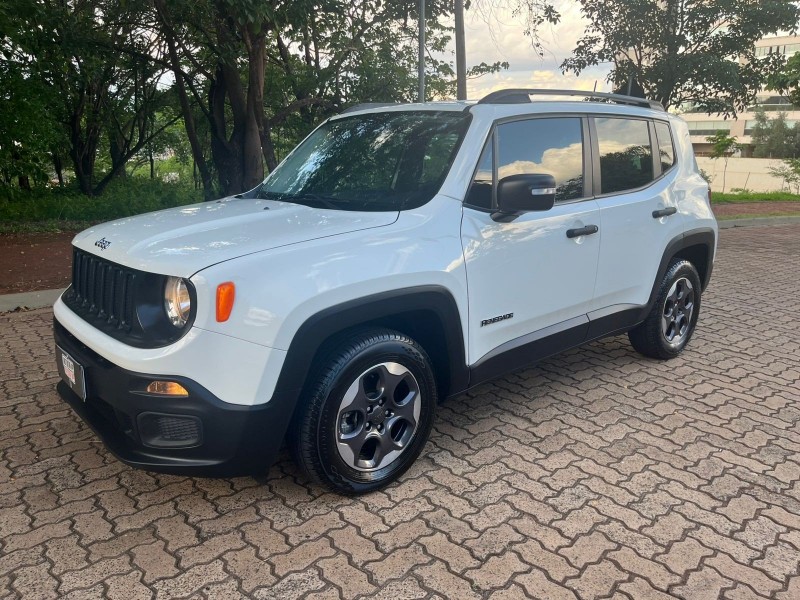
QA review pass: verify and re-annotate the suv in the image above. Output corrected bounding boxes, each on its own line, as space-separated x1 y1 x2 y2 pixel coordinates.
54 89 717 494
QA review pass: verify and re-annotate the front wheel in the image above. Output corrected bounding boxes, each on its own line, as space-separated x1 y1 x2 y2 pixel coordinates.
628 260 702 360
289 328 437 495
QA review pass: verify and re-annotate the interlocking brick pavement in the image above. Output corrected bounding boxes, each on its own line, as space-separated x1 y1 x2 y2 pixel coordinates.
1 224 799 599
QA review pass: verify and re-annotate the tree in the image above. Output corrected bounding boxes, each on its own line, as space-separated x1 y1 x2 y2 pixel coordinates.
769 51 800 108
454 0 560 100
0 47 64 188
2 0 174 195
767 158 800 194
750 108 800 159
153 0 463 197
562 0 799 113
706 131 739 193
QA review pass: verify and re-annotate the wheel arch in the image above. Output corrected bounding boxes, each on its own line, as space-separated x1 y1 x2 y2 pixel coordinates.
272 286 469 415
646 228 715 313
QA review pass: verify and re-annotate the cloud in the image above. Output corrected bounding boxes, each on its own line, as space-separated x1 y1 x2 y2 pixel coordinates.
436 2 613 99
497 142 584 184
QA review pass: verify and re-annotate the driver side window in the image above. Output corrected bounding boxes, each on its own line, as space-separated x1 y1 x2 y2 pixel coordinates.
497 117 585 204
465 117 586 210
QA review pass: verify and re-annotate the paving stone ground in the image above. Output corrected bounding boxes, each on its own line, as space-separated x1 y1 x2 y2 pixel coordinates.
1 224 799 600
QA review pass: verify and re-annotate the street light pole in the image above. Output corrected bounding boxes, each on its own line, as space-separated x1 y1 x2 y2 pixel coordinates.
455 0 466 100
418 0 425 103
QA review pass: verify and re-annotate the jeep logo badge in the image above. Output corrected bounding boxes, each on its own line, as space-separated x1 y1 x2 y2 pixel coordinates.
94 237 111 250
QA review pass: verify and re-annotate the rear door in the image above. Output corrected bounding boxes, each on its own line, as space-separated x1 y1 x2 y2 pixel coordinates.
589 116 685 315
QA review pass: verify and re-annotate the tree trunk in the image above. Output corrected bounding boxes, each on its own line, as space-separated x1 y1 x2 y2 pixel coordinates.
11 150 31 190
207 21 267 196
155 0 214 199
150 150 155 179
722 159 728 193
455 0 467 100
109 134 127 179
243 31 266 190
53 153 64 186
69 129 97 196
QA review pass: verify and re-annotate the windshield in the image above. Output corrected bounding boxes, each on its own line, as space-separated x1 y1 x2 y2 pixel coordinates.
258 111 471 211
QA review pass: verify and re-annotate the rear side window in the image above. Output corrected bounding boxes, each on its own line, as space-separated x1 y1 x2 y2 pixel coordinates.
496 117 585 203
595 117 654 194
654 121 676 172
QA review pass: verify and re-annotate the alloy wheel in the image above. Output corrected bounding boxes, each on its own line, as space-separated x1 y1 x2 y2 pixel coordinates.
661 277 695 347
335 362 421 472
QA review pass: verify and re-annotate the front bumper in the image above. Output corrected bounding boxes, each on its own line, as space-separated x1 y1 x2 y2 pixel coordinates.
54 318 293 477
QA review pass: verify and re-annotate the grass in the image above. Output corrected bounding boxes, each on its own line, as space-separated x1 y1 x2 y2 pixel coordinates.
711 191 800 204
717 212 800 220
0 220 94 234
0 178 203 226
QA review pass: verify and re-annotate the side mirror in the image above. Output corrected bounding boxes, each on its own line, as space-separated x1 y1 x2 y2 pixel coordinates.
496 174 557 216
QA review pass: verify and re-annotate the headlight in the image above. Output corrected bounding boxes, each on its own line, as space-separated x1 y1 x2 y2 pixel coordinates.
164 276 191 328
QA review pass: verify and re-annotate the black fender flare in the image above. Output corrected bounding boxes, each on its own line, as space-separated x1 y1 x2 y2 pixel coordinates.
269 285 469 429
644 227 716 315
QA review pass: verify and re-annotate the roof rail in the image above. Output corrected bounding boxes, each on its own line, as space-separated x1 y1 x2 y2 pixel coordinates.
340 102 399 114
477 89 664 111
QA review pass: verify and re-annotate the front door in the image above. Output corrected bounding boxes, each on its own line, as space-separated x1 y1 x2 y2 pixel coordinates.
462 116 601 367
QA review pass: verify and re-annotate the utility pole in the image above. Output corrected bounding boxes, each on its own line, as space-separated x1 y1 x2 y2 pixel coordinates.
455 0 466 100
418 0 425 102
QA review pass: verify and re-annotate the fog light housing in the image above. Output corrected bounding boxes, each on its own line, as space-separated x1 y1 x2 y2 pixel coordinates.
146 381 189 396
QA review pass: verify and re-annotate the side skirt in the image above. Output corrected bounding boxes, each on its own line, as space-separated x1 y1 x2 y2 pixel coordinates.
464 307 644 393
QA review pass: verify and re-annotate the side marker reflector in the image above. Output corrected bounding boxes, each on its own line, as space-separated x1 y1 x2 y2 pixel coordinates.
216 282 235 322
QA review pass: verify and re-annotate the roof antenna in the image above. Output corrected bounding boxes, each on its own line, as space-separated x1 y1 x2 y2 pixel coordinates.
593 81 598 92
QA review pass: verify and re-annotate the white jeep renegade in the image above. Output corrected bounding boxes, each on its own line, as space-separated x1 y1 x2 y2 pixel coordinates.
54 89 717 494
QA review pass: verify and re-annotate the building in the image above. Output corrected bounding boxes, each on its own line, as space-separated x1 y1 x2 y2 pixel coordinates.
681 34 800 157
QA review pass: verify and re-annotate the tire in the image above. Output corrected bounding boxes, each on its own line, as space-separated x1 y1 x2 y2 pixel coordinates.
628 260 702 360
289 328 437 495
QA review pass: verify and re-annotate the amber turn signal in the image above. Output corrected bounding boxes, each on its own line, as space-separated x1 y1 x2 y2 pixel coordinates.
146 381 189 396
216 282 235 322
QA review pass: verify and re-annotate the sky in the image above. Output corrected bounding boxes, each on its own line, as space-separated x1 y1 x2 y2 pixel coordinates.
444 2 614 99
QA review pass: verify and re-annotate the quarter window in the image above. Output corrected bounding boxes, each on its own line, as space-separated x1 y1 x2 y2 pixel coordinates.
496 118 585 203
465 136 493 209
654 121 676 172
595 117 654 194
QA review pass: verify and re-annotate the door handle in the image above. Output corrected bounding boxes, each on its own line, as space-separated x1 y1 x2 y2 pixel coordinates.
652 207 677 218
566 225 599 239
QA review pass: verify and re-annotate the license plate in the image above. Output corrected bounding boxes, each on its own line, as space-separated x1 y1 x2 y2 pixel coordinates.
56 345 87 401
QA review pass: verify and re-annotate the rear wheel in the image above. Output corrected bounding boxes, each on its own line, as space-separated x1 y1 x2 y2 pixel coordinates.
629 260 702 360
289 328 437 495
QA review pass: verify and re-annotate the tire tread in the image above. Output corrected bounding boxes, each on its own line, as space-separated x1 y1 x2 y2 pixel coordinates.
628 259 701 360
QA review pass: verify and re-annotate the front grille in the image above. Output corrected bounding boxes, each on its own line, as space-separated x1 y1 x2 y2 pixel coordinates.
63 246 194 348
68 248 137 332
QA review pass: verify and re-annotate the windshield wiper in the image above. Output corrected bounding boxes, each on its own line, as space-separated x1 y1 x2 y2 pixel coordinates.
258 190 345 210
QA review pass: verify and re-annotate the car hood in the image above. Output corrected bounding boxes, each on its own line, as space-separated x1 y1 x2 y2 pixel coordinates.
72 198 399 277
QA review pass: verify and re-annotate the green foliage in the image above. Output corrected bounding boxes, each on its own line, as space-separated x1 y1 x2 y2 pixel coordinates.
750 107 800 159
711 191 800 204
768 51 800 107
562 0 800 113
0 0 568 209
0 179 202 223
706 131 739 159
706 130 739 193
767 158 800 194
